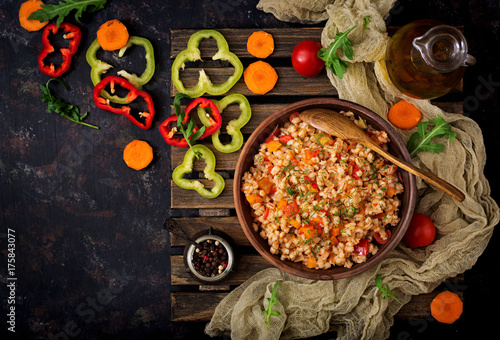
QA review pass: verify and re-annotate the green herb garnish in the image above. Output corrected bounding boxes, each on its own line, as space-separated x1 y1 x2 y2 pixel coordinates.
40 78 99 129
29 0 107 27
317 25 356 79
363 16 371 30
174 93 206 159
286 186 297 197
314 134 325 148
407 115 456 157
375 274 401 304
262 280 281 328
279 161 297 178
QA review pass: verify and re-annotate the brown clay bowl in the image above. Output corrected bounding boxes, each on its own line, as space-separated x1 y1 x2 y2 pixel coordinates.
234 98 417 280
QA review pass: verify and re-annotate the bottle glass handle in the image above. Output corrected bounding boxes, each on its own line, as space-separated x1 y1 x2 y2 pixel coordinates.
463 54 476 67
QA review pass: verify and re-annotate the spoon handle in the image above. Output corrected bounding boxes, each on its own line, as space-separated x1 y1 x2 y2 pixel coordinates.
299 108 465 202
163 218 200 247
369 143 465 202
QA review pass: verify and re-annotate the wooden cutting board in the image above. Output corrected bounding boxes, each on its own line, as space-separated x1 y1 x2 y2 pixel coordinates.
168 27 464 323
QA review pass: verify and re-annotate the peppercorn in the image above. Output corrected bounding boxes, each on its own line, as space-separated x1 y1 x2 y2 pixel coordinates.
191 239 229 277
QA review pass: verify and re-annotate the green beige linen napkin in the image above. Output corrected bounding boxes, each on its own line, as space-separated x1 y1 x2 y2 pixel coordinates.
205 1 499 339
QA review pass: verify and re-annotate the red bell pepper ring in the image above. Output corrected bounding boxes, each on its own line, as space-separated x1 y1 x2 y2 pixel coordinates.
92 76 155 130
38 22 81 78
159 115 201 147
159 97 221 147
185 97 222 138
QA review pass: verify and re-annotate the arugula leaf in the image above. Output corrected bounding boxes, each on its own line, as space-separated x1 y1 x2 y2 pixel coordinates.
363 16 371 30
262 280 281 328
407 115 456 157
173 93 206 159
40 78 99 129
28 0 107 27
375 275 401 304
317 25 356 79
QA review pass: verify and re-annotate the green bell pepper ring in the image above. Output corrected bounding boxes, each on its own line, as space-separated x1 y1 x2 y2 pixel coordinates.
86 36 155 104
197 93 252 153
171 30 243 98
172 145 225 199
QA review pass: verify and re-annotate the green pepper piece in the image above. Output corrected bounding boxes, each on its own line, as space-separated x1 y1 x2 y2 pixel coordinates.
197 93 251 153
86 36 155 104
172 145 225 199
171 30 243 98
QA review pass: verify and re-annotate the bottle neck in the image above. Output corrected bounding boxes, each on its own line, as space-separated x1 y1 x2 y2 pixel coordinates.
412 25 472 73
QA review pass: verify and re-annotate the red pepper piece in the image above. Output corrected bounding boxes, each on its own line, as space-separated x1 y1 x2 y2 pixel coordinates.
263 207 270 220
265 125 280 143
279 134 293 144
159 97 221 147
38 22 81 78
92 76 155 130
349 161 364 180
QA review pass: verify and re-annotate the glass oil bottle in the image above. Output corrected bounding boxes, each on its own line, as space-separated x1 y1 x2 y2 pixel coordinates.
385 19 475 99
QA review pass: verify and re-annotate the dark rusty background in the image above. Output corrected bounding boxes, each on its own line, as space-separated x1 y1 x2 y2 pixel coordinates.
1 0 499 339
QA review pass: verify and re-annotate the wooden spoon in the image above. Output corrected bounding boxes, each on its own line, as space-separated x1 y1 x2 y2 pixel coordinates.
300 108 465 202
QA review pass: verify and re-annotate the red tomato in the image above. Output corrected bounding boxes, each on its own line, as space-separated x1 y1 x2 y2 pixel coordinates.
284 201 299 217
291 40 325 77
374 229 391 245
403 213 436 248
353 238 368 255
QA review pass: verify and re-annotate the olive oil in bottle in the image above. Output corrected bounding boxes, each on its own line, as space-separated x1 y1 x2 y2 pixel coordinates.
385 19 475 99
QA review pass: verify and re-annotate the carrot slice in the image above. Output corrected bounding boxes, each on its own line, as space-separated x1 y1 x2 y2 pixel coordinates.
97 19 129 51
306 256 317 268
123 140 153 170
387 100 422 130
246 194 263 204
244 61 278 95
247 31 274 58
430 291 463 324
19 0 48 32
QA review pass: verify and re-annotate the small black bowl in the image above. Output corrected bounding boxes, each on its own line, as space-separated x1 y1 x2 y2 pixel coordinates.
183 228 237 284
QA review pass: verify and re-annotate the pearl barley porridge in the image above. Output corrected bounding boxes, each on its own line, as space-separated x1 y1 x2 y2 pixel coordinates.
241 111 404 269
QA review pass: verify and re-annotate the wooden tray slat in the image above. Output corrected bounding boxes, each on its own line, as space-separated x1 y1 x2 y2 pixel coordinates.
170 27 324 59
170 67 338 97
171 254 273 285
169 65 462 98
169 216 248 247
170 179 235 209
171 142 242 171
171 290 464 322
